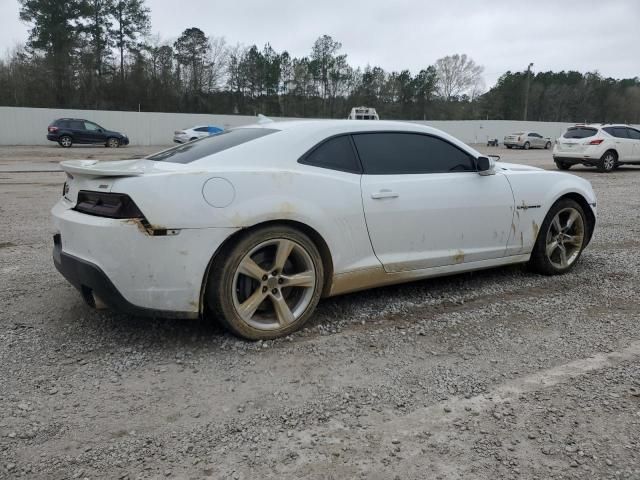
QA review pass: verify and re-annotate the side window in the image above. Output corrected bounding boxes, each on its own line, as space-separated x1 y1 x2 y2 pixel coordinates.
194 127 209 132
353 132 475 175
84 122 101 131
70 121 85 130
299 135 361 173
613 127 629 138
625 128 640 140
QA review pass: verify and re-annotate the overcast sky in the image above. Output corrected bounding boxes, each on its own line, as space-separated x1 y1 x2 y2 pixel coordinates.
1 0 638 87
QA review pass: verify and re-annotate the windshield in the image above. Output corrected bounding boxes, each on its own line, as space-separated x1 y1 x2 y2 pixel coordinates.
148 128 278 164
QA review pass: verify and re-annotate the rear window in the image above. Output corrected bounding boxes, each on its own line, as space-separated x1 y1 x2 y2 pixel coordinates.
563 127 597 139
148 128 278 164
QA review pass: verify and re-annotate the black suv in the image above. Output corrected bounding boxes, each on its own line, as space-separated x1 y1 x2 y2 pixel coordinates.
47 118 129 148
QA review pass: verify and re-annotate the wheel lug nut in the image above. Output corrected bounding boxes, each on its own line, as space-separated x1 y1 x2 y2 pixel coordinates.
262 286 267 293
278 278 284 284
262 275 268 281
271 289 278 295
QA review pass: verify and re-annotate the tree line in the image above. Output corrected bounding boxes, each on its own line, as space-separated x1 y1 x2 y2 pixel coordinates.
1 0 638 123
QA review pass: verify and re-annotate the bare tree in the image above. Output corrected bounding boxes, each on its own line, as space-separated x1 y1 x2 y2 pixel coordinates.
434 54 484 100
205 36 228 92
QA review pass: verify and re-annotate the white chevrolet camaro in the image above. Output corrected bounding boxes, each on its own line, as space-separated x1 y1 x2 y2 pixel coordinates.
52 120 597 339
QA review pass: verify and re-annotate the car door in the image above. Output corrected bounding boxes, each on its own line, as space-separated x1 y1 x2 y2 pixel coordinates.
625 127 640 161
531 133 544 148
68 120 88 143
356 132 515 273
84 121 106 144
604 127 633 161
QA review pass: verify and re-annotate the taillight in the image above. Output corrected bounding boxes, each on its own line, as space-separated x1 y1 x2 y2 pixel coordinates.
48 126 59 133
74 191 145 219
588 139 604 145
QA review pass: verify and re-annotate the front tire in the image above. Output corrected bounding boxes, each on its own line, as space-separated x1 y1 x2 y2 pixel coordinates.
206 226 324 340
523 142 530 150
59 135 72 148
506 145 512 149
106 137 120 148
529 199 588 275
598 151 617 172
545 141 551 149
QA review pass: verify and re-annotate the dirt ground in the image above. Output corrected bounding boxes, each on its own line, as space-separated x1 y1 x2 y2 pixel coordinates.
1 144 640 479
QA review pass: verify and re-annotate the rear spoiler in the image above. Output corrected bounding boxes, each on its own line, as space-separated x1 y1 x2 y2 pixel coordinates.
60 160 144 177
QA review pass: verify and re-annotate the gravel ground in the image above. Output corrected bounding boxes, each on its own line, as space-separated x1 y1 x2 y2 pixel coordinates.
1 145 640 479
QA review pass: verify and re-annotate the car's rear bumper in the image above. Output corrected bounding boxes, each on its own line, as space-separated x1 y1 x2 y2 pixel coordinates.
552 155 599 166
51 199 239 317
46 134 60 142
53 235 196 318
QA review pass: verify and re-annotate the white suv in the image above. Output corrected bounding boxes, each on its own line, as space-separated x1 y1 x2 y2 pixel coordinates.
553 124 640 172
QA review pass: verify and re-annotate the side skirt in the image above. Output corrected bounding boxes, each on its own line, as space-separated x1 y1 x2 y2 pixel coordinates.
329 254 531 296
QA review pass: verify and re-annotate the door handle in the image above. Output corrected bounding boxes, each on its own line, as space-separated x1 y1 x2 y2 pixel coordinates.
371 189 399 199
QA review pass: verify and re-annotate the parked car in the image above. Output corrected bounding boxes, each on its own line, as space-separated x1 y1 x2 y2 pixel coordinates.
504 131 551 150
173 125 223 144
52 120 596 340
47 118 129 148
553 124 640 172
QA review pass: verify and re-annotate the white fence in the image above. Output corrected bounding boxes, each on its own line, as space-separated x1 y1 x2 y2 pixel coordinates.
0 106 624 146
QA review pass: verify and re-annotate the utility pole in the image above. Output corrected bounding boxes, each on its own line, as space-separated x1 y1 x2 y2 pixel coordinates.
523 62 533 121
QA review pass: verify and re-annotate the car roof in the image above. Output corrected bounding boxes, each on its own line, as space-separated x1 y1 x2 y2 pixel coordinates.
237 119 440 135
572 123 630 128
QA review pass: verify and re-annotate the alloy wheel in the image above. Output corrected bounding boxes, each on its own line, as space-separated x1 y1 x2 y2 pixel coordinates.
602 153 615 171
231 238 316 331
545 207 585 269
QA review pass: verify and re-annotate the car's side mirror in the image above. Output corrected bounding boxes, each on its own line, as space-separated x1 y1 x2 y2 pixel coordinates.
477 156 496 176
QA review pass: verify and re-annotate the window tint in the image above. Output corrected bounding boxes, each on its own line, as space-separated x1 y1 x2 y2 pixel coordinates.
69 120 85 130
563 127 597 139
353 132 475 175
84 122 101 131
194 126 209 132
300 135 360 173
603 127 629 138
627 128 640 140
148 128 278 164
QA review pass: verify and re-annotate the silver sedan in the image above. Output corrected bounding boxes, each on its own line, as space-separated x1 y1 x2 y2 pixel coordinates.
504 131 552 150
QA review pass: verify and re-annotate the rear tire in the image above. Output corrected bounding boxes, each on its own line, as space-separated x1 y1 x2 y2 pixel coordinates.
59 135 72 148
206 225 324 340
597 151 617 172
555 161 571 170
523 142 530 150
506 145 512 149
545 141 551 149
529 199 588 275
